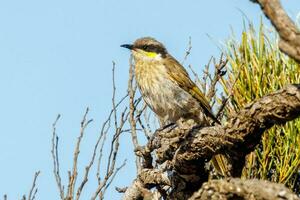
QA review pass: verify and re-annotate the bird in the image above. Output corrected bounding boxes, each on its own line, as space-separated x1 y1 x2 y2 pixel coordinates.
121 37 219 126
121 37 228 176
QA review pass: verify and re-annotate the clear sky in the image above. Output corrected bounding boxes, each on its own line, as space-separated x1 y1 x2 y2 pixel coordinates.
0 0 299 199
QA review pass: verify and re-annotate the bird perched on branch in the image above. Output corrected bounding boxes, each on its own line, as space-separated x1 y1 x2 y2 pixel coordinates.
121 37 227 176
121 37 219 126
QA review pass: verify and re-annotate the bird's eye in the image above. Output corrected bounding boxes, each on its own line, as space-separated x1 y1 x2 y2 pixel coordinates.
142 45 148 51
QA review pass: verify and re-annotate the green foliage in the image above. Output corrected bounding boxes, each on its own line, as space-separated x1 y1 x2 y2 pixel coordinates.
221 22 300 194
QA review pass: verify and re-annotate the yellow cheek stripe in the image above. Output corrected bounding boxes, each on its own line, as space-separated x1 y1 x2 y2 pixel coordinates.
146 52 157 58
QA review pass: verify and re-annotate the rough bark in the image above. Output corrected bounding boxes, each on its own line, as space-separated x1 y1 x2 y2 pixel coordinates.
123 84 300 200
251 0 300 63
189 178 300 200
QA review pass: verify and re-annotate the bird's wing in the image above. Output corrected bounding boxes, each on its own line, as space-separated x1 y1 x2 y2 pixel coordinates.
163 55 219 123
163 56 226 176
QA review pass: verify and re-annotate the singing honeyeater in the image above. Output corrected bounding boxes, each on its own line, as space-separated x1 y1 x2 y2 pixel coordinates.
121 37 228 176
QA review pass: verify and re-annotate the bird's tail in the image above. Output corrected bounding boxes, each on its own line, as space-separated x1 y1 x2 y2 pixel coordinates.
211 154 230 177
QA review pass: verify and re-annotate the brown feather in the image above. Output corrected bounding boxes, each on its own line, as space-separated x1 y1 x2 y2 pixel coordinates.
163 55 220 124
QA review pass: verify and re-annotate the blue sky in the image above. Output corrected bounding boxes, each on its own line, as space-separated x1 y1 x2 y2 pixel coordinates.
0 0 299 199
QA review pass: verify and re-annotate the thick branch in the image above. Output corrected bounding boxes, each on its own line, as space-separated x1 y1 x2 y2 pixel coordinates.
189 178 300 200
163 84 300 169
252 0 300 63
122 169 172 200
124 84 300 199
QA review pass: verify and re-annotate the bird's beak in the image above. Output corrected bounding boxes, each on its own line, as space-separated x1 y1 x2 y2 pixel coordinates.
120 44 134 50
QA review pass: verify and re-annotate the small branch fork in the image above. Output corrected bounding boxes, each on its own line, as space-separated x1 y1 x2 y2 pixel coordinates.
51 62 129 200
67 108 93 199
27 171 41 200
51 114 65 199
206 54 228 103
18 171 41 200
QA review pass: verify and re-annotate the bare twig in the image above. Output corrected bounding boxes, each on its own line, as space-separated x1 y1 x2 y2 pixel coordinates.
201 56 213 95
50 62 128 200
28 171 41 200
96 93 128 184
182 36 192 65
127 56 142 173
92 108 129 200
51 114 65 200
66 108 93 200
76 96 128 200
103 159 127 193
112 62 118 133
136 102 152 140
188 65 201 90
206 54 228 102
143 106 156 135
90 63 129 200
216 69 240 119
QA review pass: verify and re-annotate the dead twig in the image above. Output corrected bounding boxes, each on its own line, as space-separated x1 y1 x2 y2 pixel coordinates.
128 56 142 173
206 54 228 102
91 63 130 200
51 114 64 200
27 171 41 200
182 36 192 65
67 108 93 200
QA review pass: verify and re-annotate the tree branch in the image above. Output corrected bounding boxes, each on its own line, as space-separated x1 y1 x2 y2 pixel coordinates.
128 56 142 173
28 171 41 200
251 0 300 63
162 84 300 176
51 114 65 200
189 178 300 200
123 84 300 199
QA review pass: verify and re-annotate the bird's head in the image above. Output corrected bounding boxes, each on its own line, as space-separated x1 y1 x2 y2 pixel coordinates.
121 37 168 61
